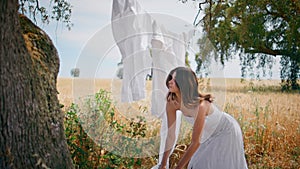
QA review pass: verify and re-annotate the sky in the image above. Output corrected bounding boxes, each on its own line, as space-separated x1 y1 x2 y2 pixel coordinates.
39 0 281 79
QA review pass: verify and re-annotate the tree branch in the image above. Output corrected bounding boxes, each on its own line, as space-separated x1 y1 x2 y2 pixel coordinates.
245 46 285 56
198 0 209 10
264 3 292 22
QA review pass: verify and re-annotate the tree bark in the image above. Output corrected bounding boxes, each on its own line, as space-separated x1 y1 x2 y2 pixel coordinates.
0 0 74 168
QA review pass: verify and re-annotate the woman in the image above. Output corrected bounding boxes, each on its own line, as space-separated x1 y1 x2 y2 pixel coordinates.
159 67 248 169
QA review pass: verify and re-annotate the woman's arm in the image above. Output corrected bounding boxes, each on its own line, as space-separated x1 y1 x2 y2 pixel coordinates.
175 101 210 169
159 100 178 169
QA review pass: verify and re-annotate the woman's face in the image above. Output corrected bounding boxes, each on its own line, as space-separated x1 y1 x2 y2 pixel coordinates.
168 72 179 93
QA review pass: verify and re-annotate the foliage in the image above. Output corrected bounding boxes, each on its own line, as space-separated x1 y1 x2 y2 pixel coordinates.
195 34 217 77
18 0 73 30
280 56 300 90
181 0 300 90
64 89 154 168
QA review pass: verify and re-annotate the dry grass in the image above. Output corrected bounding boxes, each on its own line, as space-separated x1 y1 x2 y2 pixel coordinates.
224 92 300 168
58 78 300 168
57 78 113 110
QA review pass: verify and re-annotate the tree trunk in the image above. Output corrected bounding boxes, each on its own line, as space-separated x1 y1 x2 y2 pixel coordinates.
0 0 74 168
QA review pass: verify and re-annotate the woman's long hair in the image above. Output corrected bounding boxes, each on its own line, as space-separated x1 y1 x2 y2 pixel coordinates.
166 67 213 108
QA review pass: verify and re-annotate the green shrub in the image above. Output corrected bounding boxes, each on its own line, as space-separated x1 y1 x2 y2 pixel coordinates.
64 89 151 168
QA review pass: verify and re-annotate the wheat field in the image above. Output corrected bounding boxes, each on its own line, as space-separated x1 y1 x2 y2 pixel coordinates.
57 78 300 168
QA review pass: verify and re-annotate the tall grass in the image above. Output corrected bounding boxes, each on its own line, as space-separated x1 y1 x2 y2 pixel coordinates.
224 91 300 168
62 81 300 168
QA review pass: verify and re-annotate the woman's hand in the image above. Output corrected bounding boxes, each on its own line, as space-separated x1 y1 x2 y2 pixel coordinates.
170 99 180 110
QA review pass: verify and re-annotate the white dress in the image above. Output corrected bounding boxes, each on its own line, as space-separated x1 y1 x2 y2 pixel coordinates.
111 0 152 102
183 104 248 169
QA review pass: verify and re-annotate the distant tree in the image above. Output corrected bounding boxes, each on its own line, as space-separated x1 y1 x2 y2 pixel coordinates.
116 62 123 79
181 0 300 90
0 0 74 168
71 68 80 77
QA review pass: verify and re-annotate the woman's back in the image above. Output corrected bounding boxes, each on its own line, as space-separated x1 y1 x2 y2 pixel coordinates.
184 104 248 169
182 103 224 144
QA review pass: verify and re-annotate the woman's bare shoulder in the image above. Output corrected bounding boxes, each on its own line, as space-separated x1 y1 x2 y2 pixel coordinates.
198 100 211 115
